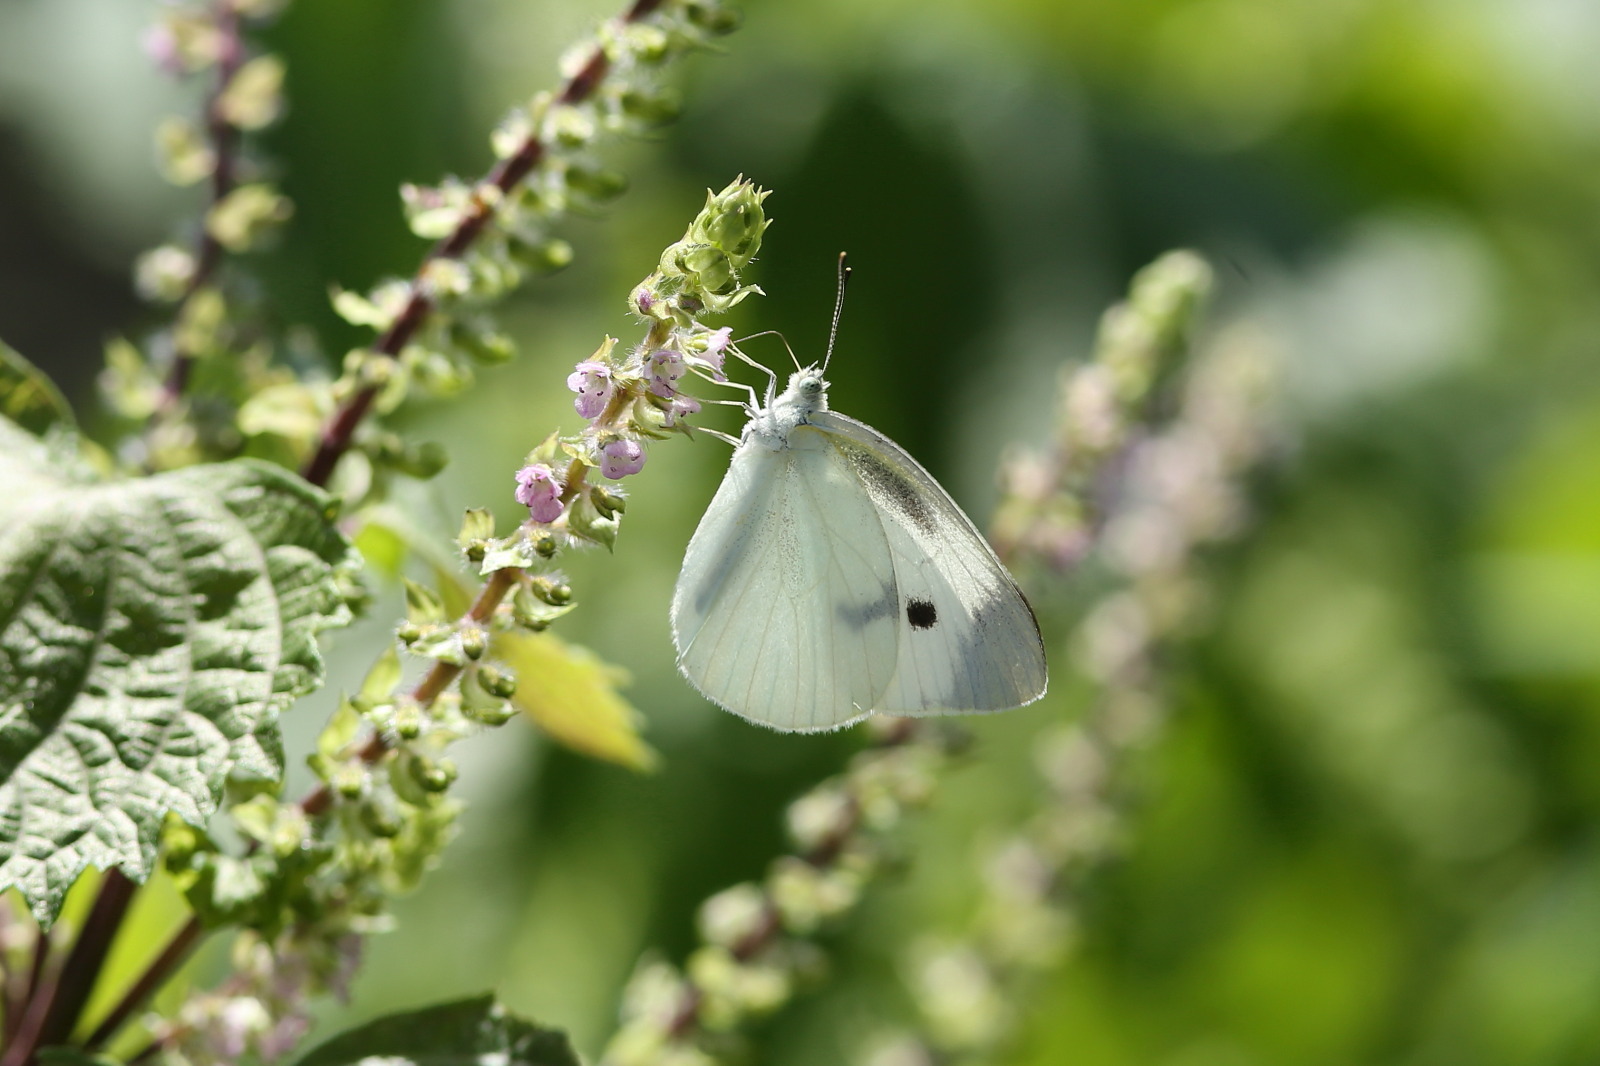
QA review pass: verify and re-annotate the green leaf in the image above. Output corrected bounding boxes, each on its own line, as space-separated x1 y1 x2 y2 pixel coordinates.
291 994 579 1066
0 339 73 436
0 420 354 925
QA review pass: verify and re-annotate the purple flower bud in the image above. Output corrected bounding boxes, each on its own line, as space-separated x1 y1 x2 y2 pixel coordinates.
515 463 566 523
635 287 655 315
648 349 686 398
566 360 614 419
664 394 701 427
600 439 647 479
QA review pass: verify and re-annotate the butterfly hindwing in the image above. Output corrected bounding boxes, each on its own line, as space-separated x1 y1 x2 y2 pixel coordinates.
672 437 901 730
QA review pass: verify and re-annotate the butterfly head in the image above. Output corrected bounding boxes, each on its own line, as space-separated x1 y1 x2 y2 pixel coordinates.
780 365 830 416
748 364 830 446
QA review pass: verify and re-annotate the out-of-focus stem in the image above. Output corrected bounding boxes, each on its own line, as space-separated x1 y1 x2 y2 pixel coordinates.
300 0 668 488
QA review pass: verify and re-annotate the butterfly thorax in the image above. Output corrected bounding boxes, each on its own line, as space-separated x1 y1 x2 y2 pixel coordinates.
745 366 830 450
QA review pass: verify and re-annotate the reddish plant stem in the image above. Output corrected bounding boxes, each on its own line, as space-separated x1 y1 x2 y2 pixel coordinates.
299 0 667 488
300 566 521 817
83 915 207 1052
0 870 137 1066
159 0 247 410
0 908 43 1050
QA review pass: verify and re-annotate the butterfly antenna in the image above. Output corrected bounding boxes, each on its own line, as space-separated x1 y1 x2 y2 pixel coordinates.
822 251 851 374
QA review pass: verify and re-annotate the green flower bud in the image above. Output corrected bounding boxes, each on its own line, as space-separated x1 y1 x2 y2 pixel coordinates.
683 0 741 35
393 703 424 740
459 625 488 661
396 621 423 644
530 577 573 606
591 485 627 520
360 797 403 838
404 579 447 625
334 764 368 799
134 244 198 303
511 586 575 631
661 243 734 297
206 183 292 252
566 164 629 204
511 236 575 274
216 55 285 130
390 440 450 479
693 179 771 267
475 664 519 699
409 755 458 793
458 507 494 553
155 118 215 187
615 87 682 127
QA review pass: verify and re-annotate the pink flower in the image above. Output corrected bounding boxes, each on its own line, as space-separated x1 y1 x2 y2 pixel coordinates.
515 464 566 523
648 349 686 398
695 327 732 380
600 439 647 479
635 287 655 315
567 360 614 419
663 394 701 427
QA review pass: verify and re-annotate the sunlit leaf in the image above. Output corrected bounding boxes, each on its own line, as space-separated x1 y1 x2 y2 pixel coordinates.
0 418 354 924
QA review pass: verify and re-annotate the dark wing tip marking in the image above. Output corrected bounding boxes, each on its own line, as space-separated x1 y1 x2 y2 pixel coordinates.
836 442 937 534
906 598 938 629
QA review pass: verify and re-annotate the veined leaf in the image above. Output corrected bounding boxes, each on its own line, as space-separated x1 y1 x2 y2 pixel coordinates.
291 994 579 1066
0 419 354 924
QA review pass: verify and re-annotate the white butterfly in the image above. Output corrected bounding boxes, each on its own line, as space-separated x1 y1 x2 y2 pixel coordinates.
671 340 1048 733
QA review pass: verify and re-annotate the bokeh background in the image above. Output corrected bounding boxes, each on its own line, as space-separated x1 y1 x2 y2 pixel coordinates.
4 0 1600 1062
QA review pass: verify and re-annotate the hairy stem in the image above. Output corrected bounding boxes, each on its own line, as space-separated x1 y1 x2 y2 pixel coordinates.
300 0 667 488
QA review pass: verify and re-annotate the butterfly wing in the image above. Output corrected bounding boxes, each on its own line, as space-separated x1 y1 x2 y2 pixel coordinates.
803 411 1048 714
671 434 902 731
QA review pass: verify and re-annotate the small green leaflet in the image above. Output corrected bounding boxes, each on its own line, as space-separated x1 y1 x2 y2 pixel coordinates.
0 416 354 925
290 994 580 1066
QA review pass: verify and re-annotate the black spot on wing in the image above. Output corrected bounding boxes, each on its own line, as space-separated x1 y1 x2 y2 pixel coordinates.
837 442 937 534
906 598 938 629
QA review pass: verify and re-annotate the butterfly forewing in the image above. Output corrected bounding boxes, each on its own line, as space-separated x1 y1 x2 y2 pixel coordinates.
671 437 901 730
805 412 1048 713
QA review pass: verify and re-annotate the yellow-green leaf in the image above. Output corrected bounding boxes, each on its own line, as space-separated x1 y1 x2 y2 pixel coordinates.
494 631 657 772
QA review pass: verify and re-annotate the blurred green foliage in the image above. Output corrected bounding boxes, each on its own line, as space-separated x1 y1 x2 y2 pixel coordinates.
4 0 1600 1062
